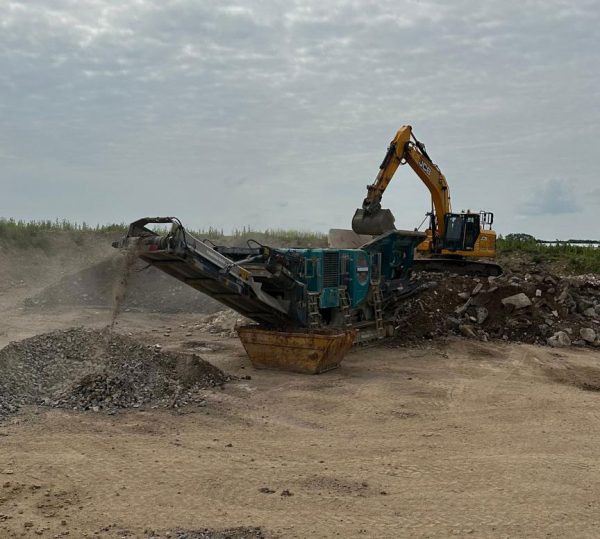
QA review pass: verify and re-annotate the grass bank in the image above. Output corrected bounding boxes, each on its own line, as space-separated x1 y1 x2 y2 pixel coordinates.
497 234 600 274
0 219 327 250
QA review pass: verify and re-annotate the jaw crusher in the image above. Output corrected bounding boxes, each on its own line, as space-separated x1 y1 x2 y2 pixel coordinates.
114 217 426 372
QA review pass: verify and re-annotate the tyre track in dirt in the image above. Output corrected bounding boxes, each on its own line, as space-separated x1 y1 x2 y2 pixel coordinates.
2 319 600 537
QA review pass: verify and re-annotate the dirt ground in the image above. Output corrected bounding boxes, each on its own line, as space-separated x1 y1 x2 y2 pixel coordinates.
2 300 600 538
2 239 600 538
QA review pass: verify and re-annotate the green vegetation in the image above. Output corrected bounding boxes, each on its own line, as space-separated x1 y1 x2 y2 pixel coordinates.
4 219 597 273
497 234 600 274
192 226 327 245
0 218 327 250
0 218 128 251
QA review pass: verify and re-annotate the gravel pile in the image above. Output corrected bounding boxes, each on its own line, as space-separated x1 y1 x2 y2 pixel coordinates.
0 327 228 421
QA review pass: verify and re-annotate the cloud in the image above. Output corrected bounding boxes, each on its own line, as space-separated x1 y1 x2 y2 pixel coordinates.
588 187 600 203
0 0 598 239
520 178 582 216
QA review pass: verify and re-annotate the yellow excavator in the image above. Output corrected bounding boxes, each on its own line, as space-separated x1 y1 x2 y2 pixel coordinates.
352 125 501 275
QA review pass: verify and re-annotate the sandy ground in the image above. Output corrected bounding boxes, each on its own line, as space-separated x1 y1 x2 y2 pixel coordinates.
1 301 600 538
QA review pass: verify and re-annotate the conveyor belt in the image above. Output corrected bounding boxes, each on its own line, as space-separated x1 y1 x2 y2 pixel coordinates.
115 217 302 328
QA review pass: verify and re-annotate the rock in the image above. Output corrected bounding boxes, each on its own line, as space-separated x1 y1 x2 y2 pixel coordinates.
471 291 491 307
501 293 532 310
476 307 488 325
446 317 461 329
547 331 571 348
455 298 472 315
535 289 542 297
557 288 571 304
459 324 477 338
0 328 229 421
580 327 597 343
577 298 594 313
472 283 483 296
583 307 598 319
538 324 550 336
457 292 471 300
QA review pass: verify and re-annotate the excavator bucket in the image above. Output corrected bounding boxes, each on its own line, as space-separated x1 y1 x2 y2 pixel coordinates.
351 208 396 236
237 326 357 374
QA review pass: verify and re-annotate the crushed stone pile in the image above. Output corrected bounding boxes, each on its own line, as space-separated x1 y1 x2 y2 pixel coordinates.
0 327 228 421
24 256 222 314
395 269 600 348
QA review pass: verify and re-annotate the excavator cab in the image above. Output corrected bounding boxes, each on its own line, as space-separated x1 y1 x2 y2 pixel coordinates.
442 213 480 252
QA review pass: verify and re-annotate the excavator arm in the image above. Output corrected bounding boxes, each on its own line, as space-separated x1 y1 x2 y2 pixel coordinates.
352 125 451 240
352 125 500 275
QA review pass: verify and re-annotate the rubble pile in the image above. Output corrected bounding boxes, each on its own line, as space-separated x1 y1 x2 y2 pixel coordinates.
396 270 600 348
0 327 228 421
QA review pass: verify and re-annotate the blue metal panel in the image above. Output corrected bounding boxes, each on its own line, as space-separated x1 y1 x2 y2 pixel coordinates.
340 249 370 307
320 287 340 309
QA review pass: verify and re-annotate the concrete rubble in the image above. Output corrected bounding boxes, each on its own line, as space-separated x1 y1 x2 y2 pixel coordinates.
394 269 600 348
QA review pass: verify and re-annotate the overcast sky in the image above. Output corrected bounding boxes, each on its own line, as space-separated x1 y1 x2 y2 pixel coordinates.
1 0 598 239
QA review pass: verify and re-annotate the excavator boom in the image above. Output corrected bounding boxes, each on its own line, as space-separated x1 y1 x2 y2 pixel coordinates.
352 125 450 238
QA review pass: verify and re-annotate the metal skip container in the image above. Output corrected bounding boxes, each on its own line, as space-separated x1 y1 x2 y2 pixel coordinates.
236 326 357 374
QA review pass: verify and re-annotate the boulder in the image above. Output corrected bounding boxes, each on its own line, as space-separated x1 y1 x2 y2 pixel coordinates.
455 298 472 315
538 323 550 337
501 293 532 310
459 324 477 338
557 288 570 304
583 307 598 319
580 327 597 343
476 307 488 325
547 331 571 348
446 316 462 329
472 291 491 306
577 298 594 313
